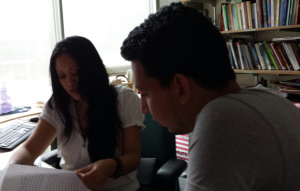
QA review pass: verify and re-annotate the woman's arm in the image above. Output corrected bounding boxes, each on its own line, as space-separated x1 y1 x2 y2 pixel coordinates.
7 119 57 166
75 125 141 189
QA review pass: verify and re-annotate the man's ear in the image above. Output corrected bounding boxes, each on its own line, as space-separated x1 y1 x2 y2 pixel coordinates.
172 74 191 105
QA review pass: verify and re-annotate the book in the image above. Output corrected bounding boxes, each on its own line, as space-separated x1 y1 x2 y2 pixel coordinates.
278 43 294 69
264 41 280 69
271 0 275 27
270 43 287 69
257 0 263 27
282 0 288 25
234 4 240 30
267 0 272 27
242 45 250 69
244 44 255 69
223 5 229 31
291 0 298 24
290 41 300 67
0 165 88 191
271 36 300 41
276 0 281 26
227 5 232 30
237 42 246 69
295 0 300 24
237 3 243 29
255 43 268 69
283 41 300 70
229 4 235 30
268 42 282 69
259 42 273 70
252 3 257 28
279 0 285 25
249 42 262 69
274 0 277 26
228 43 235 68
229 41 240 69
286 0 292 24
247 1 253 29
262 0 269 27
289 0 295 25
241 3 246 29
242 2 249 29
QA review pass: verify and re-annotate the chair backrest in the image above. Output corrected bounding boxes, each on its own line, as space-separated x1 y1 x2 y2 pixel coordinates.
141 113 176 165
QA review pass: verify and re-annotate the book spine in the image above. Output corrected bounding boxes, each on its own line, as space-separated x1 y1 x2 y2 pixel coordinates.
257 0 263 27
264 41 279 69
267 0 272 27
262 0 268 27
295 0 300 24
277 45 291 69
245 44 255 69
250 42 262 69
223 5 229 31
274 0 277 26
255 43 267 69
282 0 288 25
279 43 294 69
234 4 240 30
230 43 240 69
271 0 275 26
286 0 292 24
243 2 249 29
259 42 272 70
247 1 253 29
242 45 250 69
279 0 285 25
227 5 232 30
283 41 299 70
237 3 243 29
241 3 246 29
232 4 237 30
268 42 282 69
290 41 300 68
237 42 245 69
252 3 257 28
276 0 281 26
228 42 235 69
289 0 294 25
229 4 235 30
271 43 287 69
291 0 298 24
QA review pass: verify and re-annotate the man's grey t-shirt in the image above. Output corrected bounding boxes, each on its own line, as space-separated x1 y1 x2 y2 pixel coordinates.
186 88 300 191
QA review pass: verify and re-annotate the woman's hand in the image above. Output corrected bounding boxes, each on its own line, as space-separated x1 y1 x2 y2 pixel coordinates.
75 159 116 189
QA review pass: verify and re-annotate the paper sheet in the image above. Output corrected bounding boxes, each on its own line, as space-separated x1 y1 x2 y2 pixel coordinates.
0 164 87 191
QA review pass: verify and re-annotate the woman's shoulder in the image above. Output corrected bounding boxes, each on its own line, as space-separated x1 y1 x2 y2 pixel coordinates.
114 85 136 98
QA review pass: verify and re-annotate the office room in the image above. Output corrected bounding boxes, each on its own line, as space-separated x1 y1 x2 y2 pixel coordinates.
1 0 300 191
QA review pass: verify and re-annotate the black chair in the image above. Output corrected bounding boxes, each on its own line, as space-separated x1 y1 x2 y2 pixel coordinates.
41 113 187 191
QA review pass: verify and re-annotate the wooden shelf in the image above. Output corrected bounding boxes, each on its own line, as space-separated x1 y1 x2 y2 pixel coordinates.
221 25 300 34
234 69 300 75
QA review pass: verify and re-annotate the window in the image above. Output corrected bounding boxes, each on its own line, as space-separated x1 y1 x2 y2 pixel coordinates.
0 0 155 108
62 0 153 74
0 0 56 106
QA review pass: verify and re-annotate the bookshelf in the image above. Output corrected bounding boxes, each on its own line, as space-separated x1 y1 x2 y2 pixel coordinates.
234 69 300 75
221 25 300 34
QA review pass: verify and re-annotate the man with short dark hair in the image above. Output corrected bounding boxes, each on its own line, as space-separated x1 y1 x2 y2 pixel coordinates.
121 3 300 191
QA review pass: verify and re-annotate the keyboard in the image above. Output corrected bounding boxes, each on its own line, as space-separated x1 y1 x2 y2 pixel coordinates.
0 121 36 150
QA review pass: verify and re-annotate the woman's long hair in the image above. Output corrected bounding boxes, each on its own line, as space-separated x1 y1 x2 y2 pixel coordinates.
49 36 122 162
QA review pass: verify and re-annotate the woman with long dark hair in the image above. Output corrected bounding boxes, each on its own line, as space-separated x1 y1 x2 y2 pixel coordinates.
8 36 145 190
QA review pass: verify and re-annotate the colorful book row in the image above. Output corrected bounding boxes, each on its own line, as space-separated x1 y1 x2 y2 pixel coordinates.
227 39 300 70
221 0 300 31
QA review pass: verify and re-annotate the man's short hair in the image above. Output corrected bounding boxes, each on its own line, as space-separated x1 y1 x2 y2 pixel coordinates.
121 2 235 90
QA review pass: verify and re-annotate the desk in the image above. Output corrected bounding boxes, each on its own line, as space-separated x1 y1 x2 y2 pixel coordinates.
0 107 51 170
0 103 43 124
